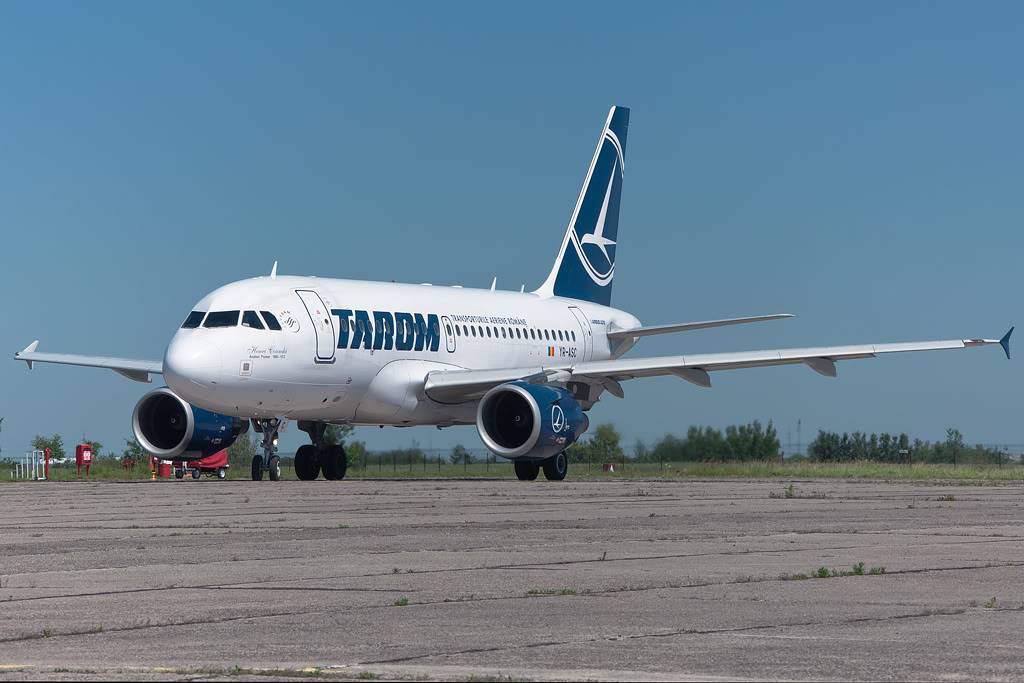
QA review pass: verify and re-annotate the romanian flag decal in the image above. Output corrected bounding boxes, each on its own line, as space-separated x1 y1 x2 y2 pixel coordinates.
548 346 555 357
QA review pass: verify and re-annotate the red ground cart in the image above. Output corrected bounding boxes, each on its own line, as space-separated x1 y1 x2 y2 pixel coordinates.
172 449 229 480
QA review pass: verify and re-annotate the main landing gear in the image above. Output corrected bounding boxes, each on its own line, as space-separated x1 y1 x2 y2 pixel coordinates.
251 418 284 481
294 421 348 481
514 452 568 481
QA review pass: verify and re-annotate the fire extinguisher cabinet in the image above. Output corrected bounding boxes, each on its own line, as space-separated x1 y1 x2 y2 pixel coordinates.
75 444 93 479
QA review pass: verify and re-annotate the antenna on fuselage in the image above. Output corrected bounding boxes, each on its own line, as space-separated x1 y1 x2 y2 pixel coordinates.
490 276 497 291
270 261 278 279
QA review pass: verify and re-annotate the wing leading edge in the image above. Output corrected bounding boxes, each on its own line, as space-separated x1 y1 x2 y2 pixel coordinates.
15 341 163 383
424 328 1013 403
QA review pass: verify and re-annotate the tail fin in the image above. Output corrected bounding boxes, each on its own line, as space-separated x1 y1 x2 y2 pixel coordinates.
535 106 629 306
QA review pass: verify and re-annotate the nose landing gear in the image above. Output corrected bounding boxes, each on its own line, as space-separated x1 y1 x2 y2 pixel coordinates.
251 417 285 481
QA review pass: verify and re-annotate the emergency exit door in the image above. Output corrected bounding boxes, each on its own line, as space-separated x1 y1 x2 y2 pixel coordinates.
295 289 336 363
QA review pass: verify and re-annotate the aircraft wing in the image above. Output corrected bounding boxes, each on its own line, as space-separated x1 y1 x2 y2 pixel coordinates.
14 341 163 383
424 328 1012 402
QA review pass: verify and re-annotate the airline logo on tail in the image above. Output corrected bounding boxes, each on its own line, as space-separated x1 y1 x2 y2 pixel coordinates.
535 106 629 307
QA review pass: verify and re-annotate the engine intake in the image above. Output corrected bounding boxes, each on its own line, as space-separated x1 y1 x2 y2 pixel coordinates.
132 387 244 460
476 382 588 460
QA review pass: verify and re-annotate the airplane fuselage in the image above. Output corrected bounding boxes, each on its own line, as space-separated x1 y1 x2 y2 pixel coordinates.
163 275 641 425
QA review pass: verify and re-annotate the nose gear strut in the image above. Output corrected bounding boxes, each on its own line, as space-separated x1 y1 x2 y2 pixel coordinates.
251 417 285 481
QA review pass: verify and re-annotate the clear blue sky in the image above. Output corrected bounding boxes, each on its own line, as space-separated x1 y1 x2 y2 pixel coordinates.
1 1 1020 458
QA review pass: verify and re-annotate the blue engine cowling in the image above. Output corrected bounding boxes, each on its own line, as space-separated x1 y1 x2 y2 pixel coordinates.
476 381 589 460
132 387 245 460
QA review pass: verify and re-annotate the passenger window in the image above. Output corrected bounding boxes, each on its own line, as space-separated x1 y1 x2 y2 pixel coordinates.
486 327 492 338
447 324 454 336
463 325 468 336
242 311 265 329
204 311 240 328
181 311 205 329
530 329 536 340
543 330 550 340
516 328 522 339
557 330 563 341
260 311 282 331
501 328 507 338
571 330 576 341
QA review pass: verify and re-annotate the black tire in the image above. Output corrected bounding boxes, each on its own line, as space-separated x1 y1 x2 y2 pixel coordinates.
321 445 348 481
217 468 226 480
542 452 568 481
251 455 264 481
294 444 320 481
174 469 184 480
514 460 540 481
191 469 201 480
268 455 282 481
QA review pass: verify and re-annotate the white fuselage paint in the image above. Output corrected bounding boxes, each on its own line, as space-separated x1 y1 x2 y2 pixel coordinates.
162 276 640 426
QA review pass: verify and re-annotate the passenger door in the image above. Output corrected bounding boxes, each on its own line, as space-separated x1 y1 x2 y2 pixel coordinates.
568 306 593 362
441 315 456 353
295 290 336 364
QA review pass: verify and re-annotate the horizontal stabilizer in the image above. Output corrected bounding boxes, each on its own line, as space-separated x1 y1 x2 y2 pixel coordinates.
607 314 794 342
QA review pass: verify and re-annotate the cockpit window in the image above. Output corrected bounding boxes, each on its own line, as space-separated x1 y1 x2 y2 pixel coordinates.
203 310 240 328
260 311 282 331
181 311 205 329
241 310 265 329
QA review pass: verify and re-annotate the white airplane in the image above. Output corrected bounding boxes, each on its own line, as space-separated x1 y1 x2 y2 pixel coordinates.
15 106 1013 482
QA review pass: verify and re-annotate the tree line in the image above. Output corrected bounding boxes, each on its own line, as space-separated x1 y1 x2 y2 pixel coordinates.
807 428 1007 464
20 422 1011 468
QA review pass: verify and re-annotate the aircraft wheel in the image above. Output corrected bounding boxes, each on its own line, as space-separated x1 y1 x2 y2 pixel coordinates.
294 444 320 481
268 455 282 481
251 455 264 481
321 445 347 481
514 460 540 481
542 452 568 481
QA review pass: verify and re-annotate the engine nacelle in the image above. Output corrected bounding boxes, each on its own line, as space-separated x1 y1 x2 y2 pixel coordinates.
476 382 589 460
132 387 244 460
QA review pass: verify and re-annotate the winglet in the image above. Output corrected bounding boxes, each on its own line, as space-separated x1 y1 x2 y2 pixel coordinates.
16 340 40 369
1000 326 1013 360
270 261 278 279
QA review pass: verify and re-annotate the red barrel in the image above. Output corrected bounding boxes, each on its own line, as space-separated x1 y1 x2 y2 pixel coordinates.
158 461 172 478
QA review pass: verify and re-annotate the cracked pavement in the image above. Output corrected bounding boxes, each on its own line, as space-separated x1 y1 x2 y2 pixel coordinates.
1 478 1023 680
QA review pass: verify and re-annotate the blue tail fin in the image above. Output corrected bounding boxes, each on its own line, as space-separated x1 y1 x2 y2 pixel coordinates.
535 106 629 306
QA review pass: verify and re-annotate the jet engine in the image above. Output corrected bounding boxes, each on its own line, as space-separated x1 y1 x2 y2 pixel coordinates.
132 387 245 460
476 381 589 460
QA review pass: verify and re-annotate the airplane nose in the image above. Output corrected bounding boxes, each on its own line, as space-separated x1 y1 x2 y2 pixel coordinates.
163 333 223 393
